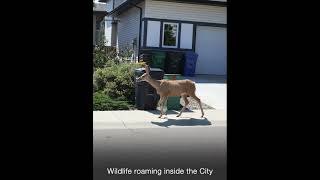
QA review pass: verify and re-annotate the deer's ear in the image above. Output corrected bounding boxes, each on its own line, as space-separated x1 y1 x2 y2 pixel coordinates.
145 65 150 74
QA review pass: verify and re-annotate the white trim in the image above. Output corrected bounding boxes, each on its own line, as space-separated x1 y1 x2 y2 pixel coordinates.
180 23 193 49
146 21 161 47
162 22 179 48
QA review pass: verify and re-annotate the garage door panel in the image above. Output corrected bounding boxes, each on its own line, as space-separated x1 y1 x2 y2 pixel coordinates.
195 26 226 75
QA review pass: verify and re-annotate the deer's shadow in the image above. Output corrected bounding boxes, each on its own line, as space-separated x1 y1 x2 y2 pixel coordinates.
151 117 211 128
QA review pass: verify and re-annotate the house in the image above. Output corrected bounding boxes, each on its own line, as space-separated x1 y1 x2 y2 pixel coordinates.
93 1 108 46
99 0 227 75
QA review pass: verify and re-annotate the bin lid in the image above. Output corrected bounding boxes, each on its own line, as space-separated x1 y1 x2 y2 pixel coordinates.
153 51 166 54
164 74 182 76
135 67 163 72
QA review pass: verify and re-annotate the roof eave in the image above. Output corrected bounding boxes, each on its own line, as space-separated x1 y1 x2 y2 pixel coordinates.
108 0 143 17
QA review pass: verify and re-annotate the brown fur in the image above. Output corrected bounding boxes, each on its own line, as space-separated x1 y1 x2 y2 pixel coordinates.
157 80 195 97
136 65 204 118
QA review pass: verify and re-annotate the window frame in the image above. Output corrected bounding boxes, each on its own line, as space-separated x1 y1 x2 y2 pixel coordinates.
162 22 179 48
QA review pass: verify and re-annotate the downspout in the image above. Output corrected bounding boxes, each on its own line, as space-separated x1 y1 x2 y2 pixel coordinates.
111 0 116 47
112 0 115 22
130 3 142 62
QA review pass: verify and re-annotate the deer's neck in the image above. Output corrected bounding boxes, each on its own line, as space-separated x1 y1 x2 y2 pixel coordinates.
146 77 160 90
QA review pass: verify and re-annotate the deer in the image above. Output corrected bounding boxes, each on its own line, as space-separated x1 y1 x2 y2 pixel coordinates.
136 65 204 118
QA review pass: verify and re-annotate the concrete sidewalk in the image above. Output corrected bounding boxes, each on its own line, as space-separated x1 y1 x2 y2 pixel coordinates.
93 109 226 129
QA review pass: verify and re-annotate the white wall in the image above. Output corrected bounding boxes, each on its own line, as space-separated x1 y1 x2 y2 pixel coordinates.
104 0 115 46
93 1 108 45
145 0 226 24
104 17 112 46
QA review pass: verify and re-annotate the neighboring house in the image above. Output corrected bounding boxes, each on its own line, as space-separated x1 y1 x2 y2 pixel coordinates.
99 0 227 75
93 1 108 46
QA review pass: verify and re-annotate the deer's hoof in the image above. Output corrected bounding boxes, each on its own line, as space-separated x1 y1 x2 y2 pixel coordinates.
176 114 181 117
158 115 162 118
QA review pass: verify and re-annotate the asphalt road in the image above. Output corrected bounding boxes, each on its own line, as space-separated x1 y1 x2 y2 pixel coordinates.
93 126 226 180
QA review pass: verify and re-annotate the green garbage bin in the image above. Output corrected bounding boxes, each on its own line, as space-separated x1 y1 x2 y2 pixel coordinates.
152 52 166 70
163 74 184 110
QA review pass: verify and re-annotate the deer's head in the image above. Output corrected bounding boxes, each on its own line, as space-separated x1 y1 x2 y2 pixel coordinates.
136 65 151 82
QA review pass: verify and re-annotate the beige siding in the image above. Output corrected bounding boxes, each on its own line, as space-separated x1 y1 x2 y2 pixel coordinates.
145 0 226 24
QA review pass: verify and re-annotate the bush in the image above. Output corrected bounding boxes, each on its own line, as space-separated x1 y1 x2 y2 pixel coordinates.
93 62 142 103
93 92 133 110
93 45 118 69
93 80 98 93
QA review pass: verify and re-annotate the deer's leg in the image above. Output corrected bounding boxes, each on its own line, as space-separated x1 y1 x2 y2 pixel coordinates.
158 96 164 118
159 96 168 118
177 95 189 117
190 93 204 118
164 97 168 116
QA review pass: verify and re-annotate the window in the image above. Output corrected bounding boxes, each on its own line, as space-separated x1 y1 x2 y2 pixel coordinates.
162 22 179 48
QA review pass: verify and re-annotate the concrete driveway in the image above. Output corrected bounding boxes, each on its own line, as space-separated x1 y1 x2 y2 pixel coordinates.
185 75 226 110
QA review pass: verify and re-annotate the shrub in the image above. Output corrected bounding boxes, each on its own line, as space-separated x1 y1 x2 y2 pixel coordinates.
93 62 142 103
93 92 133 110
93 80 98 93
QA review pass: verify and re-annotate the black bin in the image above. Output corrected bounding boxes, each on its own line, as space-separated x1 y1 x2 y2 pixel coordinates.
135 68 164 110
165 52 184 74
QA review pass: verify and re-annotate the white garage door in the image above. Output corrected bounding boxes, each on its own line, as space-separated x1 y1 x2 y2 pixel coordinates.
195 26 226 75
